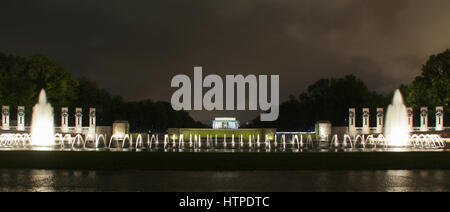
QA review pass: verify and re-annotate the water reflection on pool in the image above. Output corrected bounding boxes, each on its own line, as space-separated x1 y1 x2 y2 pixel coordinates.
0 169 449 192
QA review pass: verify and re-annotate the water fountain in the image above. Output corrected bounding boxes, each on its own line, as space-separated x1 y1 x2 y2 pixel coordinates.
384 89 410 147
0 89 447 152
31 89 55 146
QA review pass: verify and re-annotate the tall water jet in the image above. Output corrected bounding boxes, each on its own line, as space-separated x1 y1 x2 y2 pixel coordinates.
31 89 55 146
384 89 410 147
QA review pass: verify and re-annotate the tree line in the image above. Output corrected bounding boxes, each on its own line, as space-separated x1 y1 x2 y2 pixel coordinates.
251 49 450 131
1 49 448 132
0 53 205 132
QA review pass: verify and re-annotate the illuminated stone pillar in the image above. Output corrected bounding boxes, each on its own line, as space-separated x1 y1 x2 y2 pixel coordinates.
61 107 69 133
89 108 96 135
315 121 332 142
113 120 129 138
75 107 82 133
376 108 383 134
436 106 444 131
348 108 356 136
17 106 25 131
2 106 9 130
407 107 413 132
362 108 370 134
420 107 428 132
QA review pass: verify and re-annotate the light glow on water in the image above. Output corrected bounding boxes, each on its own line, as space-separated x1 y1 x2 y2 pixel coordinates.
31 89 55 146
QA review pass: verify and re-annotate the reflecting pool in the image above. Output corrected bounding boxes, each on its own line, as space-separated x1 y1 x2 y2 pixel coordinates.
0 169 449 192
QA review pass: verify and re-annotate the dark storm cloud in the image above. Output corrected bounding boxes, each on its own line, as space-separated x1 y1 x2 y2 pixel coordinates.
1 0 450 123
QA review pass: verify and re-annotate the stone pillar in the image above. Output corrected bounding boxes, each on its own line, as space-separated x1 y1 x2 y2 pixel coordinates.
113 120 129 138
2 106 10 130
75 107 82 133
436 106 444 131
407 107 413 132
61 107 69 133
376 108 383 134
89 108 96 135
420 107 428 132
17 106 25 131
315 121 332 142
348 108 356 136
362 108 370 134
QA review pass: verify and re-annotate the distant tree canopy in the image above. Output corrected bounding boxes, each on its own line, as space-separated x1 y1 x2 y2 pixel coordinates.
0 53 78 110
0 53 205 132
1 49 448 132
405 49 450 125
252 49 450 130
252 75 389 131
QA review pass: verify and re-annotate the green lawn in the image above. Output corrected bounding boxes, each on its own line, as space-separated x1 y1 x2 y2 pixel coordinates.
0 151 449 170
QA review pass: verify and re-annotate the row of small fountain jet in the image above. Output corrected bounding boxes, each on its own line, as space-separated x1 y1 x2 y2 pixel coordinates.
329 134 445 149
0 133 445 150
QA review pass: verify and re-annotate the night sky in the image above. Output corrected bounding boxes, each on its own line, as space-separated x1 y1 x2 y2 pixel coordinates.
1 0 450 124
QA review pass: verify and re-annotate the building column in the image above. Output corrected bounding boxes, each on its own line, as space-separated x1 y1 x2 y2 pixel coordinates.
362 108 370 134
407 107 413 132
348 108 356 136
436 106 444 131
420 107 428 132
61 107 69 133
17 106 25 131
376 108 383 134
75 107 82 133
2 106 10 130
89 108 96 135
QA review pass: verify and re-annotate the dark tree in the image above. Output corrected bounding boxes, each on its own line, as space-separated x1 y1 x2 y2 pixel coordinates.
406 49 450 126
0 52 205 131
252 75 389 131
0 53 78 124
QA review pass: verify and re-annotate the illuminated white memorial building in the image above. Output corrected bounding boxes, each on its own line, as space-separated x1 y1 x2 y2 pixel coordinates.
212 117 239 129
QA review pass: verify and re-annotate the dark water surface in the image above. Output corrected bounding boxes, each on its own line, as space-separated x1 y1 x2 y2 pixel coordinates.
0 169 449 192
